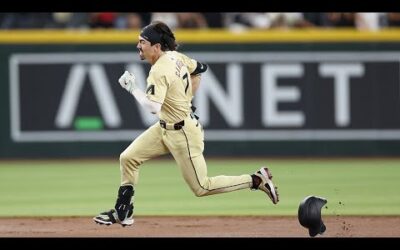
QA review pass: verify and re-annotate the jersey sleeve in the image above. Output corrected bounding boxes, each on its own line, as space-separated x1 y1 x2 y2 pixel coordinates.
179 53 198 74
146 70 168 104
179 52 208 76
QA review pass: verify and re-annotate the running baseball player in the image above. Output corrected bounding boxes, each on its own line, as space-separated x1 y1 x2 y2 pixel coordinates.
93 21 279 226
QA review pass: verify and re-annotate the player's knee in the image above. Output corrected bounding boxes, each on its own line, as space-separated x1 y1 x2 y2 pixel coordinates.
193 189 205 197
119 152 130 165
191 179 211 197
119 152 140 169
192 187 208 197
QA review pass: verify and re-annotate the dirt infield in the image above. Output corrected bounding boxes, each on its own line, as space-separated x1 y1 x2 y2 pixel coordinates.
0 216 399 237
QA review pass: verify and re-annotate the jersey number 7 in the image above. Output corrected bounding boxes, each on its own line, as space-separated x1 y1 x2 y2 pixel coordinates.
182 73 189 94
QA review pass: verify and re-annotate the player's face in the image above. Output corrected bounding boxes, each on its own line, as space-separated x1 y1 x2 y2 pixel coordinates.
137 36 155 61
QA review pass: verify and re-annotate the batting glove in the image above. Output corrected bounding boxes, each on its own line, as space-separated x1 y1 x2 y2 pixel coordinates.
119 70 137 94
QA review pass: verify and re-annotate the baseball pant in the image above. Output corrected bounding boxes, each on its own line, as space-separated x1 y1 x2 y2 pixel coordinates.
119 115 252 196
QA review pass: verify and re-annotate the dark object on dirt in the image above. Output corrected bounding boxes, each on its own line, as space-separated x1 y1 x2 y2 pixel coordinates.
298 195 327 237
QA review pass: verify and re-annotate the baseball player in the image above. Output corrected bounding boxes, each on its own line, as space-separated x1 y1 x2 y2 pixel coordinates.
93 21 279 226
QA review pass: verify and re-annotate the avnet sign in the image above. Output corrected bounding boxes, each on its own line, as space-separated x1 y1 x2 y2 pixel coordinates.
9 52 400 142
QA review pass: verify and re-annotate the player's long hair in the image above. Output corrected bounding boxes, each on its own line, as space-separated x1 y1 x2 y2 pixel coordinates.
151 21 179 51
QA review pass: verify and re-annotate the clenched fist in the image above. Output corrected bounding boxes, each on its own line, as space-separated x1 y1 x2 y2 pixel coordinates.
119 71 137 94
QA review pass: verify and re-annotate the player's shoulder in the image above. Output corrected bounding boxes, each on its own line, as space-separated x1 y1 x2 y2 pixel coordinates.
172 51 193 61
163 51 191 62
150 54 175 77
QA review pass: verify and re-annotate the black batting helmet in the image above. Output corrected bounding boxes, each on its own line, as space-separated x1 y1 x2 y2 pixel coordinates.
298 195 327 237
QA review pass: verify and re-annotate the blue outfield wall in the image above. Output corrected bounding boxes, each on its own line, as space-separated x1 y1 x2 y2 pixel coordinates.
1 30 400 158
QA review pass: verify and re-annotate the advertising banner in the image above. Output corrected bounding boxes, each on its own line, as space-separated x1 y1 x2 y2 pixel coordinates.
9 51 400 143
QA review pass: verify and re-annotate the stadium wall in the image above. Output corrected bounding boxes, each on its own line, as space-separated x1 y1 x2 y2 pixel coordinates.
1 29 400 158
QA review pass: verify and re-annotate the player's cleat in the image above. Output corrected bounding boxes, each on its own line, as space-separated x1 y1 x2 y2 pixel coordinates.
253 167 279 204
93 204 134 227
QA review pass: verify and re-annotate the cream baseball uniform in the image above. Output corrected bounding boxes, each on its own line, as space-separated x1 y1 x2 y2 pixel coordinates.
120 51 252 196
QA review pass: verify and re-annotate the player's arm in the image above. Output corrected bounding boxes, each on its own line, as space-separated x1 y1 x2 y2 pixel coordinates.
118 71 161 114
190 61 208 76
190 61 207 95
131 88 161 114
191 74 201 95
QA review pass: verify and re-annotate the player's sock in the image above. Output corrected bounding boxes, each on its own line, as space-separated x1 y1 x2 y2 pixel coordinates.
115 185 134 221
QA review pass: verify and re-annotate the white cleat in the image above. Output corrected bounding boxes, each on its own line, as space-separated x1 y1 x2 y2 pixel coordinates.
254 167 279 204
93 206 134 227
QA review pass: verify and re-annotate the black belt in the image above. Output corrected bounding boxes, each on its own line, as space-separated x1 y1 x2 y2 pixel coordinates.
159 120 185 130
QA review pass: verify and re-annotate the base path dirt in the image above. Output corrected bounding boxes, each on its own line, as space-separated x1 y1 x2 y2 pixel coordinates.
0 216 399 237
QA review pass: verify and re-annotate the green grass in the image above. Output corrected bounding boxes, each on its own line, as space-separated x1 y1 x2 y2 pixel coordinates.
0 158 399 216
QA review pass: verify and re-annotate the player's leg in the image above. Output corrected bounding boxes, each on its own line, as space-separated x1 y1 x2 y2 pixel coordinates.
179 153 253 196
94 122 169 226
174 143 279 203
164 116 251 196
119 122 169 186
165 116 279 203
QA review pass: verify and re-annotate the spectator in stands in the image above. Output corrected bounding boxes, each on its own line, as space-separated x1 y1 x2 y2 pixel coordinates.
51 13 73 28
302 13 330 27
176 13 207 28
0 13 53 29
63 13 91 29
355 13 383 31
151 13 179 30
225 13 312 31
115 13 142 29
4 12 400 31
267 13 313 28
202 13 224 28
224 13 270 31
89 13 117 29
325 13 355 27
51 13 91 29
125 13 142 29
387 13 400 27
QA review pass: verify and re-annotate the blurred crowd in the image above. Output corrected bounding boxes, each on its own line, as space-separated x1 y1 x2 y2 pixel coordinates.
1 13 400 31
